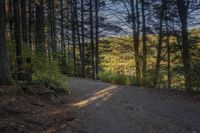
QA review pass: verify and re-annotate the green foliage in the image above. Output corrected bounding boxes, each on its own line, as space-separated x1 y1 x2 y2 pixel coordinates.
32 56 69 93
99 71 136 85
6 35 70 93
99 29 200 90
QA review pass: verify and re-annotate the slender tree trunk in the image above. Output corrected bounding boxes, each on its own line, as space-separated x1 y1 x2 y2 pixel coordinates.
166 20 171 88
35 0 45 55
154 0 165 86
141 0 147 84
81 0 85 78
60 0 66 70
47 0 52 56
74 0 83 77
89 0 95 79
51 0 57 54
71 1 77 75
176 0 192 91
131 0 140 86
136 0 141 85
8 0 13 36
13 0 24 81
21 0 28 46
181 20 192 91
66 0 70 59
95 0 99 79
28 0 33 50
0 0 13 85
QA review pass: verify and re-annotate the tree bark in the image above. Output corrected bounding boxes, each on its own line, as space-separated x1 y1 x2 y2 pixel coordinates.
141 0 147 84
21 0 28 46
71 1 77 75
74 0 83 77
89 0 95 79
81 0 85 78
176 0 192 91
95 0 99 80
166 20 171 88
13 0 24 81
51 0 57 54
131 0 141 86
35 0 45 55
154 0 165 86
0 0 13 85
60 0 66 70
28 0 33 50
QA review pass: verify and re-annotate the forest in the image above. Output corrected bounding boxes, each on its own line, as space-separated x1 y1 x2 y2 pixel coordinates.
0 0 200 132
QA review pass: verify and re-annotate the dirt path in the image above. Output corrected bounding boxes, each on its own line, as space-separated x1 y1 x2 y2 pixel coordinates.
69 78 200 133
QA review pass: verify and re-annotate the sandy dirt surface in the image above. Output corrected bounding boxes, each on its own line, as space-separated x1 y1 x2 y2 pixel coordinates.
0 79 200 133
69 78 200 133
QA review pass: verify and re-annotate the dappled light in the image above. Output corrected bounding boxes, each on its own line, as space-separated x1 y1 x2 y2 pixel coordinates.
0 0 200 132
72 85 119 108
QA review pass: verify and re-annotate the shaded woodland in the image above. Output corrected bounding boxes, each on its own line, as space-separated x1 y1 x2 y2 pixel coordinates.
0 0 200 91
1 0 200 132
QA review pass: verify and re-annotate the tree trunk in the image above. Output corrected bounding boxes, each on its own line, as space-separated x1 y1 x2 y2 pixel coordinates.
176 0 192 91
154 0 165 86
166 20 171 88
0 0 13 85
95 0 99 80
141 0 147 85
181 20 192 91
81 0 85 78
60 0 66 70
21 0 28 46
71 1 77 76
28 0 33 50
51 0 57 54
35 0 45 55
89 0 95 79
74 0 83 77
13 0 24 81
131 0 141 86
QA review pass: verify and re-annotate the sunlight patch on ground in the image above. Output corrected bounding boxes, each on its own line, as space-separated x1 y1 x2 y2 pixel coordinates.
72 85 119 108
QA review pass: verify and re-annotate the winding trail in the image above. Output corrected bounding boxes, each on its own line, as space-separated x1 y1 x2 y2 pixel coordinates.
68 78 200 133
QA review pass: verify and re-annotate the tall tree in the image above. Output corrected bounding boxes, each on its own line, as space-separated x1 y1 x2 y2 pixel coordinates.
81 0 85 77
28 0 33 49
74 0 83 77
60 0 67 69
13 0 24 81
130 0 141 86
176 0 192 91
71 0 77 75
165 19 171 88
154 0 165 86
89 0 95 79
95 0 99 79
35 0 45 55
141 0 147 84
21 0 28 46
51 0 57 54
0 0 13 85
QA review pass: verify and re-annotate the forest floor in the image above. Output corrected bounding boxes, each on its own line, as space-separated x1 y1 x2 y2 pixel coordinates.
0 78 200 133
0 83 76 133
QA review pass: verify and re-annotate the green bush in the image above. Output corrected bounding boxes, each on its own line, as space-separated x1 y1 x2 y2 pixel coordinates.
99 71 136 86
32 56 69 93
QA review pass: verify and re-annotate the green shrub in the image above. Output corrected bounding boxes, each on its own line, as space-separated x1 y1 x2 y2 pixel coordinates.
99 71 136 86
113 73 127 85
32 56 69 93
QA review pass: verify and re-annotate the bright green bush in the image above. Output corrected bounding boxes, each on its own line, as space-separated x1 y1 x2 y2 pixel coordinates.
32 56 69 93
99 71 136 86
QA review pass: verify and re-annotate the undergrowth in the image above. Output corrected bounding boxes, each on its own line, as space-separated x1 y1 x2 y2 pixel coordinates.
32 56 69 93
